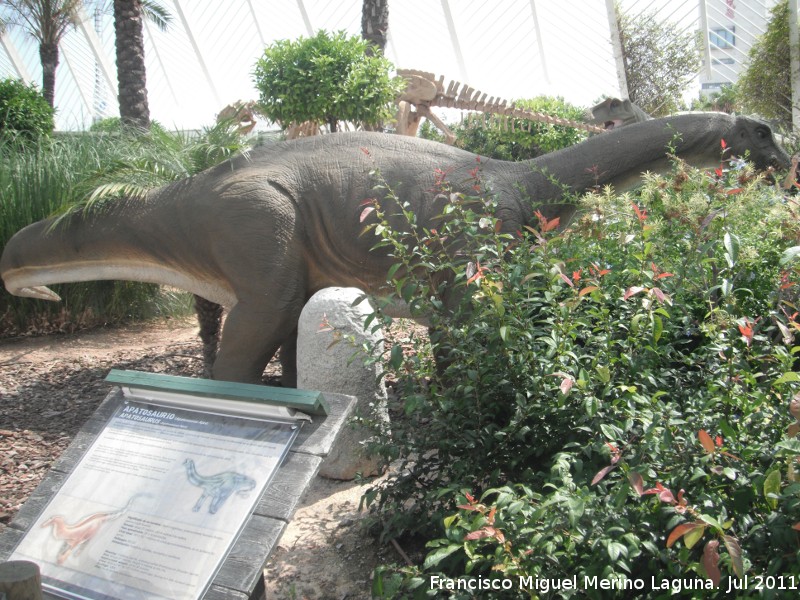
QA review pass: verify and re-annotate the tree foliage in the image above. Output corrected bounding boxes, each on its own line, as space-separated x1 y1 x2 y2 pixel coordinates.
252 30 403 133
444 96 589 161
0 77 54 139
617 6 700 116
0 0 83 107
737 0 791 128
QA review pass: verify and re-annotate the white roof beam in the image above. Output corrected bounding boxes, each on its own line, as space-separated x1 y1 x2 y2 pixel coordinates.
74 7 117 97
296 0 314 36
173 0 221 107
0 32 32 81
529 0 550 85
246 0 266 46
440 0 468 82
59 44 93 122
142 17 180 106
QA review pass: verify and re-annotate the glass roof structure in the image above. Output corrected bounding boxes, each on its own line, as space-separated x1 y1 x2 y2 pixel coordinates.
0 0 778 131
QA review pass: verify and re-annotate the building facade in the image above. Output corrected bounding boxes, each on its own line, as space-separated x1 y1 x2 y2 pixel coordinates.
699 0 781 94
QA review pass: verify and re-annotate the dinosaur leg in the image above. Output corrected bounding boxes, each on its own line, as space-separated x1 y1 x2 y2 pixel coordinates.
212 293 305 385
278 329 298 388
194 295 224 378
209 490 235 514
192 494 205 512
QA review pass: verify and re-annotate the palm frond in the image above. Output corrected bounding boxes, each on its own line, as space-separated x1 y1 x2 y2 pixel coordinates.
141 0 171 31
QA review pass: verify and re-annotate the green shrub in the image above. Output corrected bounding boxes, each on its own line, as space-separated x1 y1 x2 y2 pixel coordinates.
0 78 55 140
422 96 588 161
363 150 800 597
252 30 403 132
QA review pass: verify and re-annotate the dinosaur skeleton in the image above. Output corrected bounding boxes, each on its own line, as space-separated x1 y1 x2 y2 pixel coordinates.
395 69 604 143
216 100 258 136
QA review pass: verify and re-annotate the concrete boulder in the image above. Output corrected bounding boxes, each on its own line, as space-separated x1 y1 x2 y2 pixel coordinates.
297 287 389 479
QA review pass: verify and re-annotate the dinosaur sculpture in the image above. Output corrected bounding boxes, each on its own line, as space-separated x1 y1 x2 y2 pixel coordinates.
216 100 258 136
395 69 604 143
0 114 790 386
586 97 652 131
182 459 256 514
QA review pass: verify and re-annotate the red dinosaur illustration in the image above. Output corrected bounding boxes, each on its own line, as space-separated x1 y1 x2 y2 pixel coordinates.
40 494 146 564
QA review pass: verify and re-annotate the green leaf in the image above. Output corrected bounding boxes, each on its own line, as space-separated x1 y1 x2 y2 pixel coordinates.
608 541 628 561
652 314 663 342
724 232 740 265
764 469 781 509
566 496 585 526
423 544 462 569
721 278 733 297
698 513 724 532
388 344 404 370
780 245 800 266
774 372 800 385
595 365 611 383
683 524 706 549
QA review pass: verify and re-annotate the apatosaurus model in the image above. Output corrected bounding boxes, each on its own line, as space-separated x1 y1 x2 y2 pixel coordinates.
587 97 652 131
1 114 790 387
395 69 604 143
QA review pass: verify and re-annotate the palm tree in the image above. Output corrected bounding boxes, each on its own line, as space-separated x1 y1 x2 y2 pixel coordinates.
112 0 170 130
0 0 83 107
361 0 388 56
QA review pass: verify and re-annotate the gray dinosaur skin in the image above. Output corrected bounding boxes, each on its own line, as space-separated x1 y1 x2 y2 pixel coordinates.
0 113 790 386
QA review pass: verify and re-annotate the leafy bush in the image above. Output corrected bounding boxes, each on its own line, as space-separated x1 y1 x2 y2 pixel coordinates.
363 148 800 597
252 30 403 132
0 77 55 140
419 96 587 161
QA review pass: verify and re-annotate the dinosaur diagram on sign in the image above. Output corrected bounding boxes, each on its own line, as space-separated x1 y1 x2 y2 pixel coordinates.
182 459 256 514
40 494 149 564
394 69 605 143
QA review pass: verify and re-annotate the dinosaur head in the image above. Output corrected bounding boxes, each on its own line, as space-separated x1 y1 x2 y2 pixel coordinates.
587 98 650 131
725 116 791 173
1 219 63 302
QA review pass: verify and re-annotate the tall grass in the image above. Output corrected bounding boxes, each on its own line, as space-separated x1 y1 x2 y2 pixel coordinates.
0 122 248 337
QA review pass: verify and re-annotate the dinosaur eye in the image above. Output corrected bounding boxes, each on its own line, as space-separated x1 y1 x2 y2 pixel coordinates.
756 128 768 139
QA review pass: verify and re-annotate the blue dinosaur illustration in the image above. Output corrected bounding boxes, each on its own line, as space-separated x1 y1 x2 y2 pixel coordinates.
182 459 256 514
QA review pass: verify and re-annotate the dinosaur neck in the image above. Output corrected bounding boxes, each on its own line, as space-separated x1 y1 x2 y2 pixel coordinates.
513 113 734 221
1 191 236 306
184 461 205 485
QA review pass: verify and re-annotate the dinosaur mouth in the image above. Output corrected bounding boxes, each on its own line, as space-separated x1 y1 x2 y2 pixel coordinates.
604 119 624 131
8 283 62 302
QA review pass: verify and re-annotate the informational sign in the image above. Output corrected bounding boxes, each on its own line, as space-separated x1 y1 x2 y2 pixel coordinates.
10 399 300 600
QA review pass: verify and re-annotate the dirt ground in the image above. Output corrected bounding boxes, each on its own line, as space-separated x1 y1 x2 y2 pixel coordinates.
0 318 403 599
